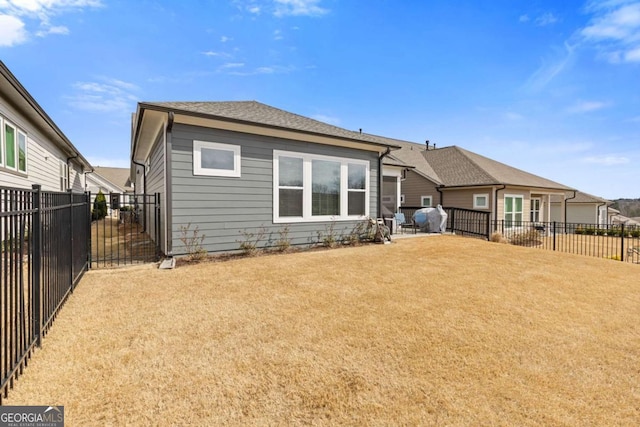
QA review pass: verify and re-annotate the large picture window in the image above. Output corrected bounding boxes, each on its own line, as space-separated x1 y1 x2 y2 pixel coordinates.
193 140 241 177
274 150 369 222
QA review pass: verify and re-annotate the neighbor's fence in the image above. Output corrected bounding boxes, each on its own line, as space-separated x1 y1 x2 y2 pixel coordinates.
1 185 90 404
491 220 640 263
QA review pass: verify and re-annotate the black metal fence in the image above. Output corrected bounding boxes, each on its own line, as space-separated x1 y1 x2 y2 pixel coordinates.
90 193 160 268
491 220 640 263
398 206 491 238
1 185 90 404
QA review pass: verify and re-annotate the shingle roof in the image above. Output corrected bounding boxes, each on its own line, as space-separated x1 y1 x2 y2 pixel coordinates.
395 143 573 190
141 101 401 148
549 191 610 204
94 167 133 192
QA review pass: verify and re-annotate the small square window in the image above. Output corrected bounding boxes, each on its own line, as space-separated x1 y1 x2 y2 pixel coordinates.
474 194 489 209
193 140 241 177
400 194 405 204
421 196 432 207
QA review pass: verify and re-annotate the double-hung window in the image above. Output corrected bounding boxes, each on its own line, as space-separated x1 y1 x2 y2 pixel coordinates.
530 198 541 222
504 195 523 227
274 150 369 222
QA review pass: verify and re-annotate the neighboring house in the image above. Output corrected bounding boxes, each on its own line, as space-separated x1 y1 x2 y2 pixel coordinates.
86 166 135 214
610 211 640 228
391 142 575 225
130 101 401 256
549 192 612 225
0 61 91 191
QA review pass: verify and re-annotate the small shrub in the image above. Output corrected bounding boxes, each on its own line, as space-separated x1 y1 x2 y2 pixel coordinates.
575 227 584 235
344 221 366 246
490 232 508 243
238 226 267 256
91 190 108 221
274 225 292 252
317 220 339 248
595 228 607 236
584 227 596 235
179 223 207 261
510 229 541 246
631 230 640 238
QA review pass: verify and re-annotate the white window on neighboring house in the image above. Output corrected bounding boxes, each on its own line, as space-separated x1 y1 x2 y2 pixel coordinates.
60 161 68 191
193 140 241 177
504 195 523 227
421 195 432 207
474 194 489 209
530 197 541 222
273 150 369 222
0 118 27 174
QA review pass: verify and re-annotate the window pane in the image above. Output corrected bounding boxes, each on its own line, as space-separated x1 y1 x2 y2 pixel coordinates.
18 133 26 172
279 189 303 217
515 197 523 212
201 147 234 170
476 196 486 207
279 156 303 187
505 197 513 213
5 125 15 168
348 192 365 216
348 163 366 189
312 160 340 216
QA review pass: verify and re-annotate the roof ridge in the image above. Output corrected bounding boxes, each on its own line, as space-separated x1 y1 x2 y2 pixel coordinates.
452 145 500 183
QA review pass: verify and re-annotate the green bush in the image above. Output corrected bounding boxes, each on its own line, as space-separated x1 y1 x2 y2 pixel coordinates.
92 190 108 221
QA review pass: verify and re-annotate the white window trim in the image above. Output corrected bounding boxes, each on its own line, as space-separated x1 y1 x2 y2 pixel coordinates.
193 140 241 177
400 194 405 204
0 116 4 168
0 115 28 174
530 197 541 222
420 195 433 207
273 150 369 223
4 121 17 171
473 193 489 209
60 160 69 191
504 194 524 225
17 129 27 174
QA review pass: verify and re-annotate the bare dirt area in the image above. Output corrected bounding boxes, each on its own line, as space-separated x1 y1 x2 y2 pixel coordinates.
4 235 640 425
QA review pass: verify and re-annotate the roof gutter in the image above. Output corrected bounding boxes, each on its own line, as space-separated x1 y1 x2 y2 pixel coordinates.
165 112 174 257
436 185 444 206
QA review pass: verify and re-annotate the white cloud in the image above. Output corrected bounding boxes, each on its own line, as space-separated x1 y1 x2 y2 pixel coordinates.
535 12 559 26
274 29 283 40
580 1 640 64
0 14 27 46
519 14 530 23
566 100 610 113
220 62 245 69
67 77 139 113
582 155 630 165
220 35 232 42
523 42 576 91
274 0 328 17
0 0 101 44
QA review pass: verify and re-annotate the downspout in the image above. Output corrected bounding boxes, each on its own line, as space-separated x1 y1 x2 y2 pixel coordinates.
494 185 506 230
165 111 175 256
564 190 576 224
596 201 607 226
436 185 444 206
378 147 392 218
66 154 78 191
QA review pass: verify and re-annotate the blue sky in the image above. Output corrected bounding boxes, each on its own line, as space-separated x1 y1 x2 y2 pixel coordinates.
1 0 638 199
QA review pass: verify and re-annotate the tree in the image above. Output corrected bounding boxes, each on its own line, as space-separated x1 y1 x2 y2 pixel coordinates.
92 190 108 221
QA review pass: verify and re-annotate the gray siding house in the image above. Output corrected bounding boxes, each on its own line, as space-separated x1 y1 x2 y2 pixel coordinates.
0 61 91 191
390 142 575 225
131 101 401 256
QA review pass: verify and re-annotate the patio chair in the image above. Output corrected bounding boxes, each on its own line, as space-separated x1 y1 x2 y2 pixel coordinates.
394 212 416 234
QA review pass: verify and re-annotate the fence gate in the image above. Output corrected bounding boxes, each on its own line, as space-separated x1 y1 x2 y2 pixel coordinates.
90 193 160 268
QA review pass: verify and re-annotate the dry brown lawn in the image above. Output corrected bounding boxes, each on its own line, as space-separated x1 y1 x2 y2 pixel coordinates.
4 235 640 426
91 217 157 266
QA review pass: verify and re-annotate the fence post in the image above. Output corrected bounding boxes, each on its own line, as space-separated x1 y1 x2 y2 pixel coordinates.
485 213 490 240
621 223 625 262
86 191 92 269
68 189 74 290
31 185 42 348
553 222 557 251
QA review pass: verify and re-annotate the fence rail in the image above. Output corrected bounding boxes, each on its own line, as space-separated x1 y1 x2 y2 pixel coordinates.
1 185 90 404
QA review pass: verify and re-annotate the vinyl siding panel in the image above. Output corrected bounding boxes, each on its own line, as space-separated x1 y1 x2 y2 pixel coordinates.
400 170 440 206
441 188 494 212
145 129 165 252
550 203 598 224
0 95 86 191
169 123 380 254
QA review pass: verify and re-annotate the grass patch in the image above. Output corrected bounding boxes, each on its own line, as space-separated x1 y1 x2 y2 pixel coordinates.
5 236 640 425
